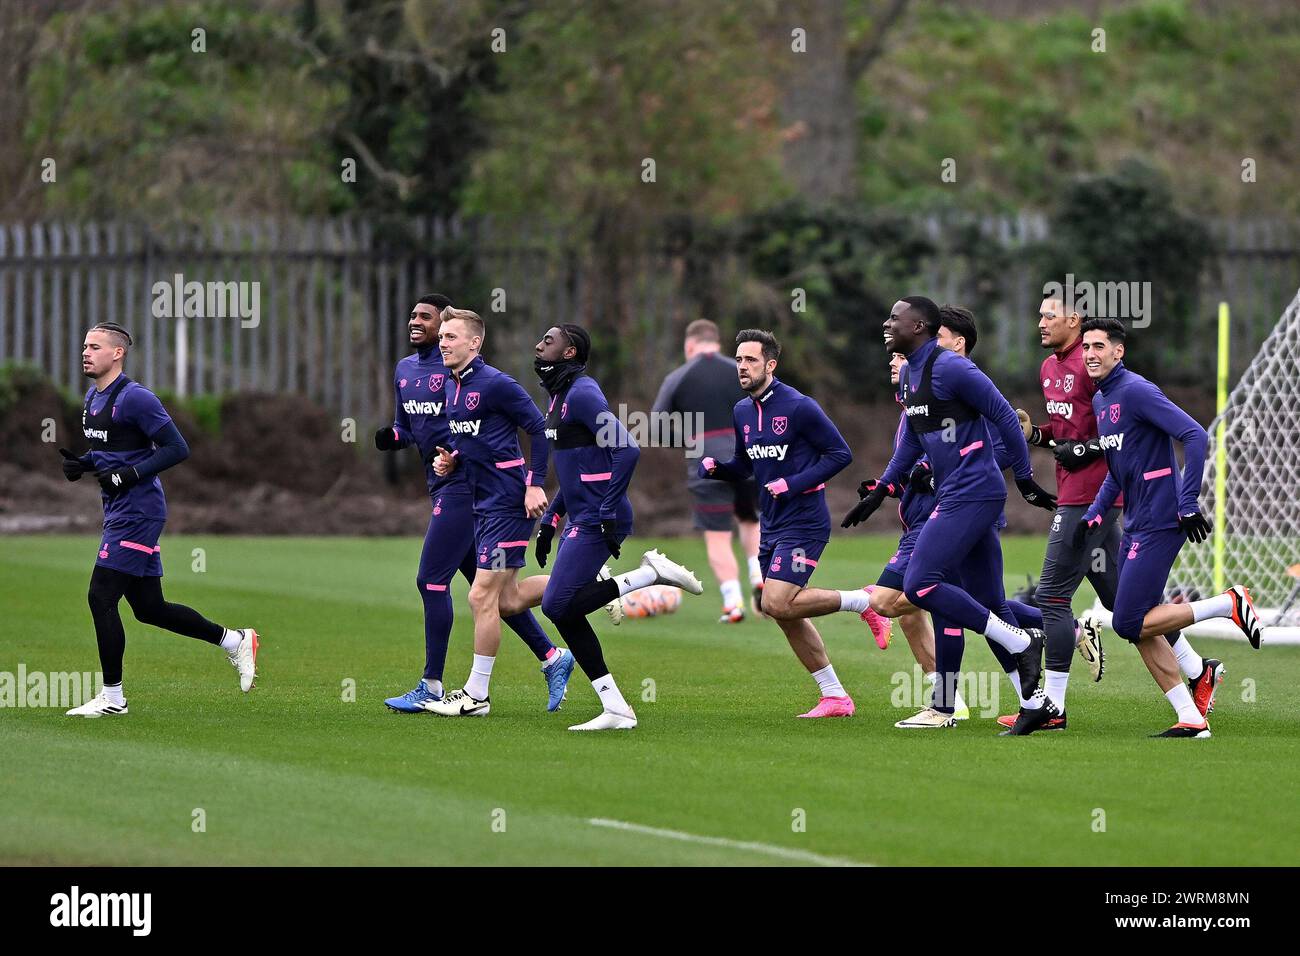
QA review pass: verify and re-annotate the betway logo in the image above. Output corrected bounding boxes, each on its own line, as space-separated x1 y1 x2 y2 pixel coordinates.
83 427 108 442
1046 400 1074 417
449 420 481 436
905 405 929 417
545 428 558 440
402 400 443 416
746 444 788 462
1099 433 1124 450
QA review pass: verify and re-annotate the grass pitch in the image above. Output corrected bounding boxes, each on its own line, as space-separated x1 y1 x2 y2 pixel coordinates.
2 533 1297 866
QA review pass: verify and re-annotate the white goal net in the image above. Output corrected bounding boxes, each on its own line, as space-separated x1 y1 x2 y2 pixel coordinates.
1165 286 1300 642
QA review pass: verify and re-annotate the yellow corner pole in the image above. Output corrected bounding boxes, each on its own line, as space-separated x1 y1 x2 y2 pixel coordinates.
1213 302 1229 593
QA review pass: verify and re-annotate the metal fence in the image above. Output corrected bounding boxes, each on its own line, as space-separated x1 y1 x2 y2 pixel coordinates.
1 215 1297 427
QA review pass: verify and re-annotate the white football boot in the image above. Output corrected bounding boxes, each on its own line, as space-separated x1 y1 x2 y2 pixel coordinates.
423 688 491 717
638 549 704 594
894 707 957 729
227 628 260 692
569 708 637 731
1076 611 1105 682
66 691 128 718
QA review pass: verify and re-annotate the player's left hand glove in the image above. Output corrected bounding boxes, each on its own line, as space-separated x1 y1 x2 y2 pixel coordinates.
95 466 140 495
1178 510 1212 543
907 461 935 495
600 519 621 559
374 427 400 451
1072 514 1103 549
841 479 893 528
1052 439 1102 472
58 447 91 481
1015 476 1057 511
535 523 555 568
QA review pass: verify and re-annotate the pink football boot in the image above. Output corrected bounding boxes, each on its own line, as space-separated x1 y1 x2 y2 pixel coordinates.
860 586 891 649
798 696 856 718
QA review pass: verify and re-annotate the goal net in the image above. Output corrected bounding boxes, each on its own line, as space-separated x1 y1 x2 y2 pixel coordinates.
1165 286 1300 643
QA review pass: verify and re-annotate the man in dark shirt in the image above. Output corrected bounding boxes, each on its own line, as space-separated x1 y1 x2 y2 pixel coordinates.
652 319 762 622
60 323 257 717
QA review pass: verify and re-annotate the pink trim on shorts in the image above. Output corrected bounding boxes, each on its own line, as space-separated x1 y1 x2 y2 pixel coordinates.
497 540 530 548
425 584 447 592
580 472 612 482
1143 467 1172 480
943 627 962 636
916 584 938 597
119 540 158 554
959 440 984 457
495 458 525 469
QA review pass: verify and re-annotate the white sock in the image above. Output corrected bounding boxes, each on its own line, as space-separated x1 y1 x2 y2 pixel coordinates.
924 670 938 707
592 674 631 714
1045 669 1069 712
616 565 658 596
464 654 495 700
1006 670 1030 708
838 589 870 614
983 614 1031 653
720 577 743 610
1189 593 1233 623
102 682 125 705
1165 682 1203 725
219 628 242 653
423 677 443 697
1170 636 1203 679
746 556 762 585
811 663 846 698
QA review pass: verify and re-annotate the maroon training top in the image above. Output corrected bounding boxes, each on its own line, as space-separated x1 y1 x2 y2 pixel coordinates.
1035 336 1122 508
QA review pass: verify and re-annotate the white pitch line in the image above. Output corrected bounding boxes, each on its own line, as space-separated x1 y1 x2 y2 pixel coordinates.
588 818 872 867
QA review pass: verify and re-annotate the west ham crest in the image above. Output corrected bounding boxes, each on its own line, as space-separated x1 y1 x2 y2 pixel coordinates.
771 416 788 436
465 392 480 411
1063 374 1075 392
1109 403 1121 424
430 374 444 392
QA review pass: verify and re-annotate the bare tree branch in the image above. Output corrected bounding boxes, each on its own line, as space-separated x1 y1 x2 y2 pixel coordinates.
846 0 910 80
342 130 419 201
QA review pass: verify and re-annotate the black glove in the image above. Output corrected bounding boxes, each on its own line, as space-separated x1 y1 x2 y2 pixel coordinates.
1178 510 1212 543
1052 439 1102 472
59 447 90 482
535 523 555 568
1071 514 1103 550
1015 476 1057 511
374 427 400 451
907 461 935 496
1017 408 1048 447
95 466 140 495
600 519 622 560
842 479 893 528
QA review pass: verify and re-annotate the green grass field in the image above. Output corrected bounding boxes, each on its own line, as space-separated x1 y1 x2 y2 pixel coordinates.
2 533 1297 867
